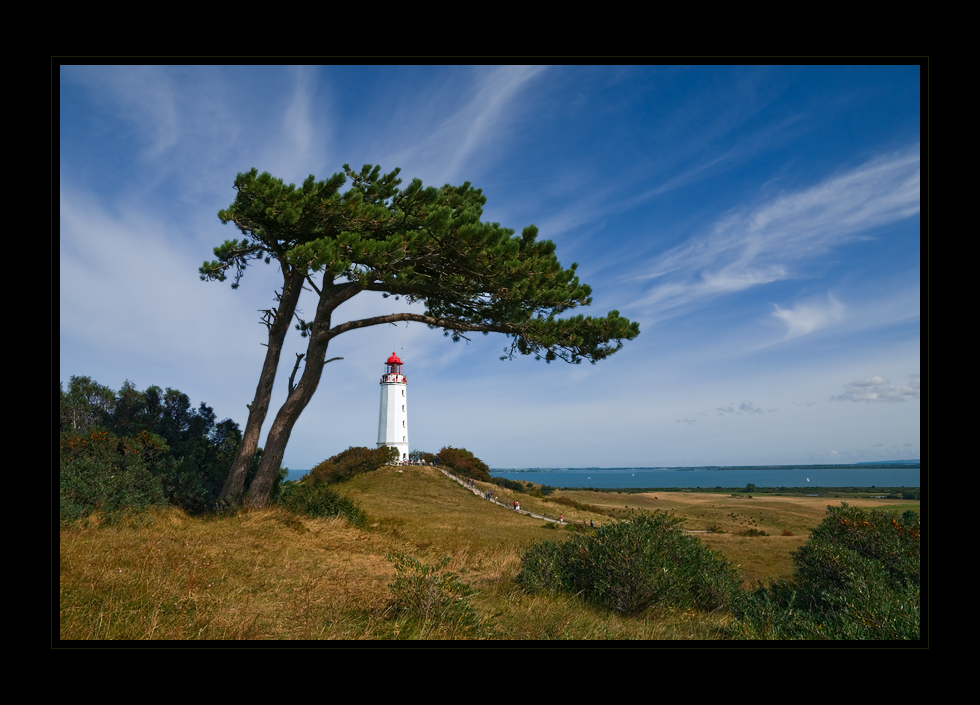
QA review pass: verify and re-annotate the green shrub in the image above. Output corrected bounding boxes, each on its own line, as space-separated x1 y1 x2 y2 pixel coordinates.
410 450 437 464
517 510 746 615
514 539 572 592
59 428 167 524
383 554 486 638
304 446 398 485
490 476 526 493
61 376 248 514
436 446 492 482
743 502 920 639
547 495 604 514
277 482 366 526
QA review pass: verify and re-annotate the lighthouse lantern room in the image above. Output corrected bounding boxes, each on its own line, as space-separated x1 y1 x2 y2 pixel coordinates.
377 352 408 463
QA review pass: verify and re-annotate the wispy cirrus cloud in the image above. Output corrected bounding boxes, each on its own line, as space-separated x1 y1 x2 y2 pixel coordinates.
386 66 549 184
63 65 180 159
771 295 845 339
635 145 920 320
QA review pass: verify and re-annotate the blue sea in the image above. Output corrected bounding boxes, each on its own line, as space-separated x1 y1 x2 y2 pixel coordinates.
286 466 920 488
487 467 920 489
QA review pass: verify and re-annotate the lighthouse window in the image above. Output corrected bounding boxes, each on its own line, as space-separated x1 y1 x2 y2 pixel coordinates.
402 405 405 411
402 420 405 427
401 390 404 397
403 436 406 442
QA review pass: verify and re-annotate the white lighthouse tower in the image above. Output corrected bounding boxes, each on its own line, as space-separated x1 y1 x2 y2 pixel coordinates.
377 351 409 463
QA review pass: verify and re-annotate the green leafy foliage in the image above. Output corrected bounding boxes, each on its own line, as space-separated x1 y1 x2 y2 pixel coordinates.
59 428 167 524
303 446 399 485
436 446 492 482
490 476 526 493
744 503 920 639
409 450 437 464
60 376 115 433
59 376 265 517
517 510 746 615
277 482 366 527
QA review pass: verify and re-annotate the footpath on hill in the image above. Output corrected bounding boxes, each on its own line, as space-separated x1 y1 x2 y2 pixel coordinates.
436 467 571 525
432 466 713 533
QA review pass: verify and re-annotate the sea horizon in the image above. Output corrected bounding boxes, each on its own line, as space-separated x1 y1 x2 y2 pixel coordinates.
286 462 921 488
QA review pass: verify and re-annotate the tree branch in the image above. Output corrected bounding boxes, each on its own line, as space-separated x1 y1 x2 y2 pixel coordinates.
323 312 520 342
288 353 305 395
304 273 322 297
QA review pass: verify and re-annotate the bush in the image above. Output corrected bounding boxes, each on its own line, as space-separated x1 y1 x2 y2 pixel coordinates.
60 428 167 524
744 502 920 639
547 495 605 514
517 510 746 615
410 450 437 464
435 446 492 482
277 482 366 527
514 539 571 592
490 476 526 493
61 376 248 514
383 554 486 638
304 446 398 485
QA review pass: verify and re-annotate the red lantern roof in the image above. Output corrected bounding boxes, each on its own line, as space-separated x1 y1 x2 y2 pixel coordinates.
386 352 403 365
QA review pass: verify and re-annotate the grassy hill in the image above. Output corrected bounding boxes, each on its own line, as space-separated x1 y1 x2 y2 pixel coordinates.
59 464 919 640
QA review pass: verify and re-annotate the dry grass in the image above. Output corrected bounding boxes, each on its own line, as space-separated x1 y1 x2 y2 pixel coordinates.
59 469 919 640
60 506 406 640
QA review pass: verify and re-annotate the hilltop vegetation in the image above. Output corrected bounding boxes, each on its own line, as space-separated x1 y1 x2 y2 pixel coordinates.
59 389 920 641
432 446 492 482
60 446 920 640
303 446 399 485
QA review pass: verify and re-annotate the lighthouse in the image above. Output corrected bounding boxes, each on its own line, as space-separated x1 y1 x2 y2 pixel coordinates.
377 352 409 463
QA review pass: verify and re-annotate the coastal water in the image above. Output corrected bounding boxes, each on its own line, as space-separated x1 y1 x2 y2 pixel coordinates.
286 466 920 488
487 467 920 489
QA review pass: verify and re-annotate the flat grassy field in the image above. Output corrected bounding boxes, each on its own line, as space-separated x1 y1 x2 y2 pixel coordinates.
545 488 919 587
59 465 919 640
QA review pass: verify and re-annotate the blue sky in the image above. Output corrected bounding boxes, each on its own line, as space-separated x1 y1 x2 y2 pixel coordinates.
59 65 921 469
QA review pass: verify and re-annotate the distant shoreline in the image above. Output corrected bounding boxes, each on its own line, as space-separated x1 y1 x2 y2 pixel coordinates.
490 462 920 473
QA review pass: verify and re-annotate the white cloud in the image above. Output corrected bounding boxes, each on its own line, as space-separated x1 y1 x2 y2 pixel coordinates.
387 66 549 184
636 145 920 319
832 375 920 403
771 295 845 339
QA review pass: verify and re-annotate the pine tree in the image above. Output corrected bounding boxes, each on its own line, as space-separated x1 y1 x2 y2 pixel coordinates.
202 165 640 508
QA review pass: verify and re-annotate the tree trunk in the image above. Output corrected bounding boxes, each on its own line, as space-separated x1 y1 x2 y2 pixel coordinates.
218 267 305 508
243 284 352 509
